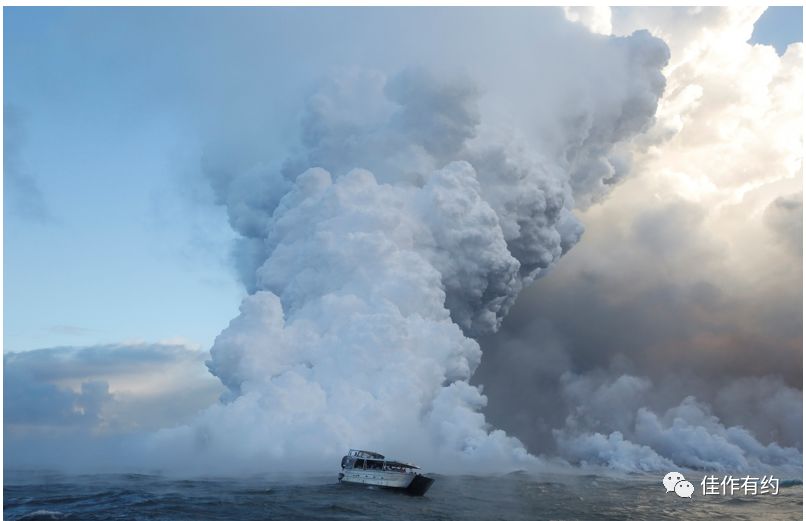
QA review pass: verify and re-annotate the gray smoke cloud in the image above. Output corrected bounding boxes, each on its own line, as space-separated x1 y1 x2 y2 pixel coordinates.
475 6 802 477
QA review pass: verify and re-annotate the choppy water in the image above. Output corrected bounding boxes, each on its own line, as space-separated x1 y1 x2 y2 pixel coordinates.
4 470 802 520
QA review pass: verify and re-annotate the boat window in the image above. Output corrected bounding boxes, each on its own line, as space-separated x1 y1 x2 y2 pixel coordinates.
353 458 365 469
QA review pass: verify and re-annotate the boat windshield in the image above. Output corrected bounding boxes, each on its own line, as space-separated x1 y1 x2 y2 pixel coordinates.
349 449 385 460
384 460 419 470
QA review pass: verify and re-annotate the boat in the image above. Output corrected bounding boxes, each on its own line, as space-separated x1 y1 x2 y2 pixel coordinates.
338 449 435 496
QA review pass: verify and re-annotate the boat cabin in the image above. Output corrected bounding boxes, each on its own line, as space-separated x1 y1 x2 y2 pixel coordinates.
341 449 420 472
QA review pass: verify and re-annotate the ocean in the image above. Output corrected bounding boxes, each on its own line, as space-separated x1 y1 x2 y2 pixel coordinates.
4 470 802 520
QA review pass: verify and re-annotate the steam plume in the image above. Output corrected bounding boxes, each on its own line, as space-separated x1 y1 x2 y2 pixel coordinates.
153 28 670 473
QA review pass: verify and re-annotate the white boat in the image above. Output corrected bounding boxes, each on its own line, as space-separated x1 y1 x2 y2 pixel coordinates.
338 449 435 496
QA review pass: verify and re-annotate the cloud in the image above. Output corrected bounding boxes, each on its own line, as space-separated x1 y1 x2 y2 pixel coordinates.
5 368 111 428
4 104 52 222
45 325 97 337
4 343 222 438
764 192 803 256
563 7 612 36
4 342 228 472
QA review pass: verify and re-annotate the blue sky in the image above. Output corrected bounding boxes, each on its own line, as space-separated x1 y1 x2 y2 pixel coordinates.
4 7 803 353
4 9 247 351
2 6 574 352
750 6 803 55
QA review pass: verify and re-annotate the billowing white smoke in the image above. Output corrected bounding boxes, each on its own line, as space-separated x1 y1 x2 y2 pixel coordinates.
153 29 669 473
555 373 803 474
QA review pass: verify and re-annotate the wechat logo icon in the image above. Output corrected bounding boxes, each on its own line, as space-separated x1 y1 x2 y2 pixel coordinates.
663 471 694 498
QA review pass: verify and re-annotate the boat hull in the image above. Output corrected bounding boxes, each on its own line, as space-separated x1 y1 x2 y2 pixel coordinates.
338 470 434 496
405 474 435 496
